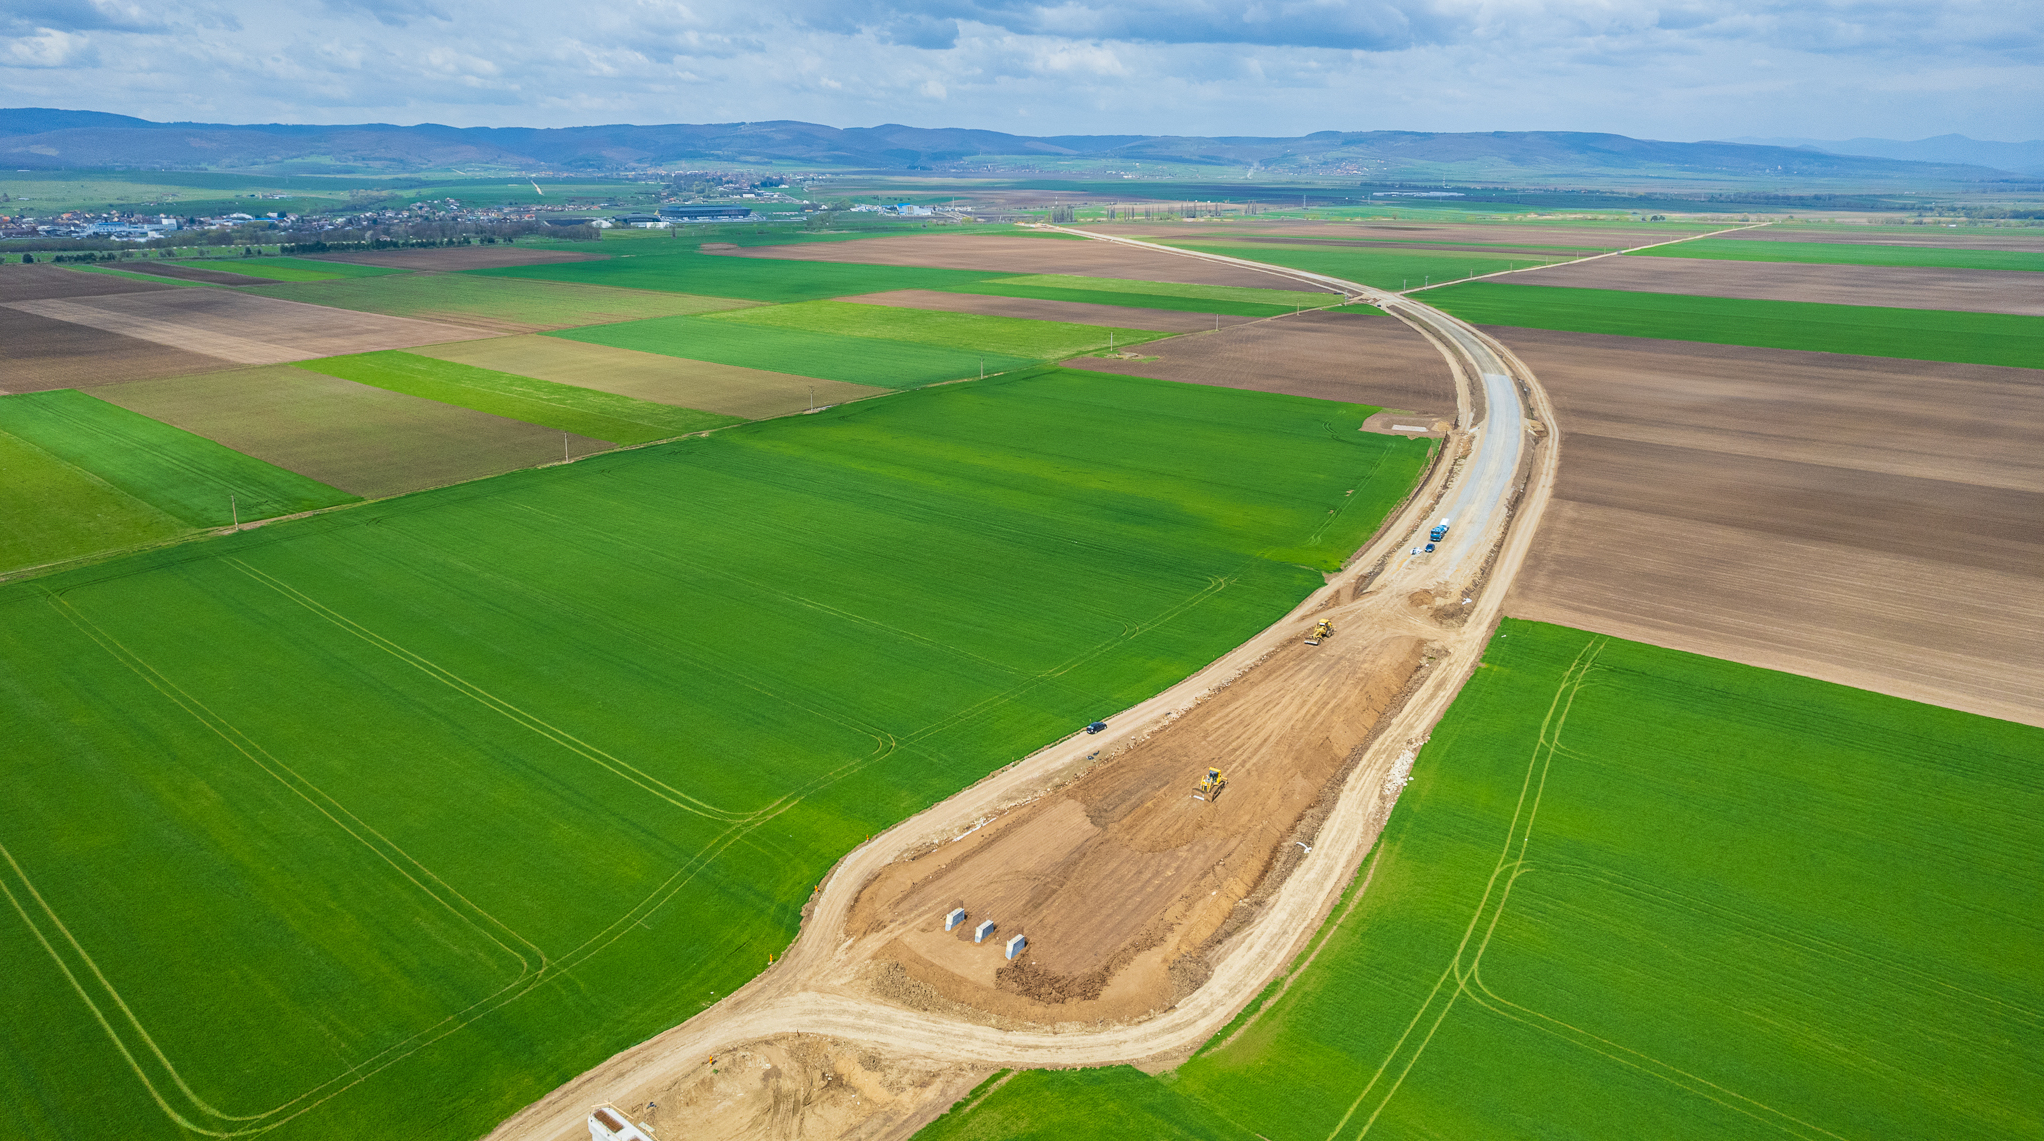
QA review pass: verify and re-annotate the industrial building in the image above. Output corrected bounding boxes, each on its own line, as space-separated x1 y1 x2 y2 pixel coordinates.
659 204 752 222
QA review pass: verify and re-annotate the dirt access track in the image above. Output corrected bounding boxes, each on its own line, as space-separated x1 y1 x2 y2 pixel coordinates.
485 222 1566 1141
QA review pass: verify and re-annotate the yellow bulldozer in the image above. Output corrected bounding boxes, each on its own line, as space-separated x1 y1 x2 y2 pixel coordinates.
1194 768 1227 802
1305 619 1333 646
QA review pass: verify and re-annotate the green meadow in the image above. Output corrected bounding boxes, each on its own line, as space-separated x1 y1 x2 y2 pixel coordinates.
0 368 1431 1140
1631 237 2044 272
244 272 751 327
0 390 355 564
550 316 1039 387
293 353 742 444
918 619 2044 1141
1425 281 2044 368
1155 240 1575 289
469 244 1014 302
703 300 1165 358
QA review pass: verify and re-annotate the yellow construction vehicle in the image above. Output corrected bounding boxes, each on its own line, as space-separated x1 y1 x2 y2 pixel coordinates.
1305 619 1333 646
1194 768 1227 802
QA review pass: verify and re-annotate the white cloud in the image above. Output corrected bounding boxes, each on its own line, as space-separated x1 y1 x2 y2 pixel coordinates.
0 0 2035 142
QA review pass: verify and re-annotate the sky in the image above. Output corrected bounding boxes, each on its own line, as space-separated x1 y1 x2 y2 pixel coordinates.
1 0 2039 141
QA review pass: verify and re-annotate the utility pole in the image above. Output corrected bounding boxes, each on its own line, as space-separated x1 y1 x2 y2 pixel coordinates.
562 432 569 462
230 494 238 531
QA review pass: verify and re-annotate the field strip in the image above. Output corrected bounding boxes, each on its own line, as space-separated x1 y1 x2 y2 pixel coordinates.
225 559 748 822
1462 973 1850 1140
1324 637 1603 1140
1401 222 1775 295
4 298 316 364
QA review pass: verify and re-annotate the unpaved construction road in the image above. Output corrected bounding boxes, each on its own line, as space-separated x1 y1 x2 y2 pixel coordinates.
485 230 1566 1141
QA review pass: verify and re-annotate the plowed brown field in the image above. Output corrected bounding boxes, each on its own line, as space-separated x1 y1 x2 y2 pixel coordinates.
1522 255 2044 314
93 365 609 498
4 288 488 364
1489 327 2044 726
0 307 235 392
724 235 1327 291
0 264 180 303
839 289 1262 332
1063 310 1456 413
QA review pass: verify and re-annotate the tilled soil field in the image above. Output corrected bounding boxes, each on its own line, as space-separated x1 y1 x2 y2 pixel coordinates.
1519 255 2044 314
1489 327 2044 726
92 365 610 498
848 632 1426 1024
725 235 1330 292
0 307 235 392
301 246 610 270
412 335 887 420
0 264 181 303
838 289 1264 333
5 288 489 364
1063 310 1456 412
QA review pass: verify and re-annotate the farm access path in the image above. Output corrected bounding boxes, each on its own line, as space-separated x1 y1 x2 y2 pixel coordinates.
485 227 1580 1141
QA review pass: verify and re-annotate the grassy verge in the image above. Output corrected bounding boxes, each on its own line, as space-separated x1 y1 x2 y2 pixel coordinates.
1425 281 2044 368
918 619 2044 1140
293 352 743 444
0 368 1428 1140
550 316 1039 387
1629 238 2044 272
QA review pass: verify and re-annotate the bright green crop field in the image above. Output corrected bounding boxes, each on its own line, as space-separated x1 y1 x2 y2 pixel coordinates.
944 274 1331 318
1631 238 2044 272
469 244 1017 302
244 273 751 328
703 300 1165 358
918 618 2044 1141
1426 282 2044 368
1155 240 1575 289
0 389 355 537
0 430 184 572
551 315 1040 387
0 367 1430 1140
293 352 743 444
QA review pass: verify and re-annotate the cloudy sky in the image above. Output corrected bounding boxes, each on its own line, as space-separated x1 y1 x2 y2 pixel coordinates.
2 0 2039 141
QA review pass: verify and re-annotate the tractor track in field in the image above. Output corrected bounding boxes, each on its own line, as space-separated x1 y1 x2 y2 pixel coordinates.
484 229 1568 1141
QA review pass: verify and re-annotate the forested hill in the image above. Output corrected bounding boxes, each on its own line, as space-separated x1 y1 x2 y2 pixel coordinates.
0 108 2020 181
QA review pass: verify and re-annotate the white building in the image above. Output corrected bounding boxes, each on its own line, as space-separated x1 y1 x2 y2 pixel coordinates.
587 1106 655 1140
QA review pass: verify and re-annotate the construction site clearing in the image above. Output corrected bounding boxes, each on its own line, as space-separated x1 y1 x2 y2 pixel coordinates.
845 628 1433 1026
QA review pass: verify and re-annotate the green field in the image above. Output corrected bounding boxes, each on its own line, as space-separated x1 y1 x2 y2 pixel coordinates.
244 273 752 328
1425 281 2044 368
172 256 409 282
918 618 2044 1141
551 316 1039 387
0 368 1431 1140
1155 240 1576 289
0 430 185 572
293 353 743 444
945 273 1335 317
1630 238 2044 272
0 389 356 534
470 245 1017 302
703 300 1164 358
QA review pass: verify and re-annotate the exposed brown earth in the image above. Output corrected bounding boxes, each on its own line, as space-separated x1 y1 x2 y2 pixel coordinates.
1063 310 1457 412
93 365 610 498
1521 254 2044 314
118 262 273 285
724 235 1328 292
0 307 235 392
1359 409 1451 437
1487 327 2044 726
300 246 609 270
849 633 1426 1024
3 288 490 365
1720 229 2044 251
411 335 887 419
0 264 180 303
838 289 1264 333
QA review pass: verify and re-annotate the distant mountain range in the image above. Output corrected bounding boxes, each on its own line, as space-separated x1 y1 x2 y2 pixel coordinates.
1725 134 2044 176
0 108 2026 182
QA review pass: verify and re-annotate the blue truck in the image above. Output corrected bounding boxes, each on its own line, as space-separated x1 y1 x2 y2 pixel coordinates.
1429 519 1451 543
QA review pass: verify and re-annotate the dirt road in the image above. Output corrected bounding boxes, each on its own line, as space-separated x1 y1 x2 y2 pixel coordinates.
483 232 1564 1141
